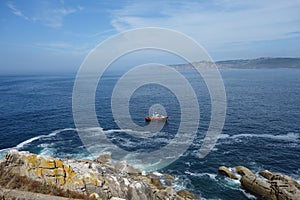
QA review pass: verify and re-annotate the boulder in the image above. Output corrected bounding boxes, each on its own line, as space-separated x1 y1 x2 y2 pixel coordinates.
240 174 276 200
260 170 300 191
146 174 165 190
162 173 175 186
219 165 300 200
114 161 142 175
270 173 300 190
259 170 273 180
94 154 111 164
177 189 197 200
218 166 238 180
235 166 255 177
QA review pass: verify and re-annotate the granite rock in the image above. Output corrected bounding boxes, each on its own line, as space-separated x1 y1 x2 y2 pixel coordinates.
0 150 196 200
218 165 300 200
218 166 238 180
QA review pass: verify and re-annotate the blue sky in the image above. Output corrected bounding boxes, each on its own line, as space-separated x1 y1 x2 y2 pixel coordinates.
1 0 300 74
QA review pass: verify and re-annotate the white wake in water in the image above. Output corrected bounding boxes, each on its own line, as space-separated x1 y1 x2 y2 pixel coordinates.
0 127 156 159
0 128 76 159
219 132 299 141
15 128 75 149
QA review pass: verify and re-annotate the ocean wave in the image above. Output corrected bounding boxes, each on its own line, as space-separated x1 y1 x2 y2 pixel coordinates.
104 129 151 135
0 127 153 151
0 148 11 159
82 127 152 135
185 170 217 180
173 175 192 192
0 128 76 158
39 146 55 157
16 128 75 149
219 132 299 142
240 188 257 200
0 127 169 162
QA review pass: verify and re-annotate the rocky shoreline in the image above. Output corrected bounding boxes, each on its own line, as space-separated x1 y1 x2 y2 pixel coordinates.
1 150 299 200
218 165 300 200
0 150 195 200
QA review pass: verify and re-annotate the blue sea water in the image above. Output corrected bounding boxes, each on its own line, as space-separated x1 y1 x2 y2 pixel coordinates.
0 69 299 199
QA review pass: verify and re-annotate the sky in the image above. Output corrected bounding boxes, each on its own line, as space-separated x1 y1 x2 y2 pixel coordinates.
0 0 300 74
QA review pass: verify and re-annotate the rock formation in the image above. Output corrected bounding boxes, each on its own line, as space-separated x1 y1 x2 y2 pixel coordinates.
218 166 238 180
218 166 300 200
0 150 196 200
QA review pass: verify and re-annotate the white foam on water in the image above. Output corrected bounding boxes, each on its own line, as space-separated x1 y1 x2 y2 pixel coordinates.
200 198 222 200
152 171 163 176
0 128 76 158
218 132 299 145
228 167 242 180
0 127 175 172
15 128 75 149
0 148 11 159
39 146 55 157
240 188 257 200
84 127 103 132
120 153 164 172
172 175 193 193
222 179 241 192
230 132 299 141
219 134 230 139
103 128 151 135
185 170 217 180
200 198 223 200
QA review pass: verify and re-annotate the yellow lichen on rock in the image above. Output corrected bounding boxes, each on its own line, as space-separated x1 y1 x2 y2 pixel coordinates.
25 154 37 169
2 150 197 200
54 168 65 177
41 168 56 177
89 192 101 199
85 175 100 186
38 157 56 169
55 159 64 168
34 167 43 177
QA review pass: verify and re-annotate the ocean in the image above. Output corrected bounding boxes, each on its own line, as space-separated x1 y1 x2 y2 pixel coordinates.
0 68 299 199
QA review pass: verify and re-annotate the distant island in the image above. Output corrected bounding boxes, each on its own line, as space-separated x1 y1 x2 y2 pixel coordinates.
171 57 300 70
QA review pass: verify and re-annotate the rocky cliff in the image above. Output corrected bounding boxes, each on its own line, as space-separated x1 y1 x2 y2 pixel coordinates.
0 150 195 200
218 165 300 200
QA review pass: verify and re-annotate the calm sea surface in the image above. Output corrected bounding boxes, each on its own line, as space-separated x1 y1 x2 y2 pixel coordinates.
0 69 299 199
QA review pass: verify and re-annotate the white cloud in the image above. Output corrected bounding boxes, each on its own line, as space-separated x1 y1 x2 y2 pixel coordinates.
109 1 300 46
6 1 29 20
45 7 78 28
6 1 83 28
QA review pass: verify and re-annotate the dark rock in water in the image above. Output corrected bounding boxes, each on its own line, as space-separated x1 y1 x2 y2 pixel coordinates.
218 166 238 180
0 150 196 200
219 165 300 200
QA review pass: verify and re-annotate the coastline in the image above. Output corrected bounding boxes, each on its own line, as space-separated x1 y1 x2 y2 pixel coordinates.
0 150 196 200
